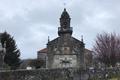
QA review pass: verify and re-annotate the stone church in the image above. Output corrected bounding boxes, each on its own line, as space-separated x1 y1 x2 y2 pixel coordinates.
38 9 93 69
0 9 92 70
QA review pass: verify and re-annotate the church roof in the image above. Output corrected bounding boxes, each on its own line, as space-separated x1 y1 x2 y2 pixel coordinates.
38 48 47 53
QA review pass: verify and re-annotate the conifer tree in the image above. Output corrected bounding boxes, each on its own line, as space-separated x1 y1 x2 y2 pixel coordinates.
1 31 21 69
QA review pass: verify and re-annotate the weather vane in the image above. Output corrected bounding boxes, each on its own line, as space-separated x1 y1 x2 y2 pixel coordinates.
63 2 66 7
62 0 68 8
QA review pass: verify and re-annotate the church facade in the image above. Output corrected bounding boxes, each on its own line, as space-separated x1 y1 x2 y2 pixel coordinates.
37 9 92 69
47 9 85 68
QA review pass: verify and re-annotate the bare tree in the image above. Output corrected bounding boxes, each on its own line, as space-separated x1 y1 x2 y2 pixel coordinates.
93 32 120 67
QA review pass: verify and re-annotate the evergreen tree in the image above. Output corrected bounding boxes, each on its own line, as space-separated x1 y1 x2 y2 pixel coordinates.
1 31 21 69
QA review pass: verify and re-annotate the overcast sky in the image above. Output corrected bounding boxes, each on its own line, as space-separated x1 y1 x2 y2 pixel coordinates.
0 0 120 59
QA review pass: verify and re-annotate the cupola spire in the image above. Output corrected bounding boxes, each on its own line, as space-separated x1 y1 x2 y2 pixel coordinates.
58 8 73 36
60 8 70 28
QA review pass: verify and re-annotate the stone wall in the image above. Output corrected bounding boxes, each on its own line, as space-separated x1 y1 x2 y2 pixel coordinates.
0 68 88 80
0 68 119 80
88 68 120 80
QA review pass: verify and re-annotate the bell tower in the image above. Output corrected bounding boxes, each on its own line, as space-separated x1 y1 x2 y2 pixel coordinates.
46 9 85 69
58 8 73 36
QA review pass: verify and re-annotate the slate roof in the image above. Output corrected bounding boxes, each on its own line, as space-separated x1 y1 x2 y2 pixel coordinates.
38 48 47 53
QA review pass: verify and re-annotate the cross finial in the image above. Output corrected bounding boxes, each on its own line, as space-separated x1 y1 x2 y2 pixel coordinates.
81 35 84 42
47 36 50 44
63 0 67 9
63 2 66 6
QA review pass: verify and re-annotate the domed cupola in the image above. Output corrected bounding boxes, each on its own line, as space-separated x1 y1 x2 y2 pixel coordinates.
60 8 70 19
58 8 73 36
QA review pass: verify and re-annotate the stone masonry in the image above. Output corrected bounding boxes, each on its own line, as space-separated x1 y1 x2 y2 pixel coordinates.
46 8 85 69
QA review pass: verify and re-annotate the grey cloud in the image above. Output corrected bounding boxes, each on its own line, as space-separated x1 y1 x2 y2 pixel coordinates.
0 0 120 59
